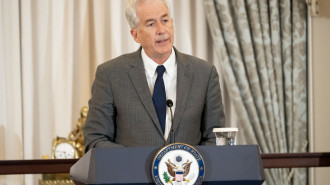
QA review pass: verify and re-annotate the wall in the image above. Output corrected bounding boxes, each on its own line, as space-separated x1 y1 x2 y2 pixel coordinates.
310 4 330 184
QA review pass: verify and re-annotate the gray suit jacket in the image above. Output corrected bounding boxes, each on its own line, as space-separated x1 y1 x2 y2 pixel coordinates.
83 48 225 151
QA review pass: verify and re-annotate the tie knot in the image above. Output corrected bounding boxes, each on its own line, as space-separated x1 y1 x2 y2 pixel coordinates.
156 65 166 77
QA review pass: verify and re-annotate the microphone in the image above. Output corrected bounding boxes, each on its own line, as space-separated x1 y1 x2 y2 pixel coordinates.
166 99 175 144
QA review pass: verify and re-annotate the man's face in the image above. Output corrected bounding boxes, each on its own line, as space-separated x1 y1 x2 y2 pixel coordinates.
131 0 174 63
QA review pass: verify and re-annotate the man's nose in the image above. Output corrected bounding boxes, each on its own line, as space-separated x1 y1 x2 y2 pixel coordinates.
156 23 166 34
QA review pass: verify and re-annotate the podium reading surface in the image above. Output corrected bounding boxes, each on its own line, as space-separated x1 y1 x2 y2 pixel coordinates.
70 145 264 185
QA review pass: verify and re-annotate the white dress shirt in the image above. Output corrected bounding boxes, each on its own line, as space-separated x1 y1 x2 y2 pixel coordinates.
141 48 177 140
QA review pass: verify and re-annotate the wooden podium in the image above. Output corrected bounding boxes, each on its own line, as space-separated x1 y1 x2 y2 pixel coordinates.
70 145 265 185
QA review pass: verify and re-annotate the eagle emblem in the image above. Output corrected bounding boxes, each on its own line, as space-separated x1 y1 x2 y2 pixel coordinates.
165 158 192 183
152 143 205 185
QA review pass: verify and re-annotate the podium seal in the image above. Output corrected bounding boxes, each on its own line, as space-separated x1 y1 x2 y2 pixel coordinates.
152 143 205 185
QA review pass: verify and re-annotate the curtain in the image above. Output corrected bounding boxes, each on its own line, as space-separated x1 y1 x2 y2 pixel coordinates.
204 0 308 184
0 0 24 184
0 0 213 184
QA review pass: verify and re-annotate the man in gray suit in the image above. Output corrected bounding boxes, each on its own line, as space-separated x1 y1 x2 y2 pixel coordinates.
83 0 225 151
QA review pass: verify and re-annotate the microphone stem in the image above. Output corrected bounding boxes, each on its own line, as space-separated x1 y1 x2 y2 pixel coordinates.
169 107 175 144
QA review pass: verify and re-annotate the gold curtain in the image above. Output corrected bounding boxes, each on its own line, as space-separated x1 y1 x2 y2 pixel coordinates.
204 0 308 184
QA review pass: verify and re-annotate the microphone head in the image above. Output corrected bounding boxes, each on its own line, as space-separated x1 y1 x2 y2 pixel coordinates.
166 99 173 107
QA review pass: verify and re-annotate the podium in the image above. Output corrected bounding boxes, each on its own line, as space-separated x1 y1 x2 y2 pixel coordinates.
70 145 265 185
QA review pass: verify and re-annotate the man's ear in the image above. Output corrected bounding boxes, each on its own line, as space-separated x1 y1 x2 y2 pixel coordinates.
130 29 140 43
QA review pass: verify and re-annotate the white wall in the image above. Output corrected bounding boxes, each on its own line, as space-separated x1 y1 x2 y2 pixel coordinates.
310 12 330 185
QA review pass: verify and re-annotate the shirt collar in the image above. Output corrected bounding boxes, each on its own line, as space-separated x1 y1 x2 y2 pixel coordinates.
142 48 176 78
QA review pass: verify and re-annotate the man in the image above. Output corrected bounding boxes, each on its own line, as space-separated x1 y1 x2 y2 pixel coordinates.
83 0 225 151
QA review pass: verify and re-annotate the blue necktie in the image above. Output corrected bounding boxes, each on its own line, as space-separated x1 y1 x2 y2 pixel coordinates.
153 65 166 134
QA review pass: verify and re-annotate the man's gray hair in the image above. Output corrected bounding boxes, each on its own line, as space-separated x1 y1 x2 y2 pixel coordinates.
125 0 171 29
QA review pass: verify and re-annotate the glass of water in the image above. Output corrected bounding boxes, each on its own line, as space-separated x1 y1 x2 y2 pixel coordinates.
213 128 238 146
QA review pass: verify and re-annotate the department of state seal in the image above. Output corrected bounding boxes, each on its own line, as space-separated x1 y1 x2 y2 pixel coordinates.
152 143 205 185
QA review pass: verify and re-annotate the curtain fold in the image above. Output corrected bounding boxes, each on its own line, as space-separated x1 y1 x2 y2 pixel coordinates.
204 0 308 184
0 0 24 184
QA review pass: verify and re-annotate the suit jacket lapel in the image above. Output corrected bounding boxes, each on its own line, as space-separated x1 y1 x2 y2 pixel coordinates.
173 49 193 132
127 49 164 135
